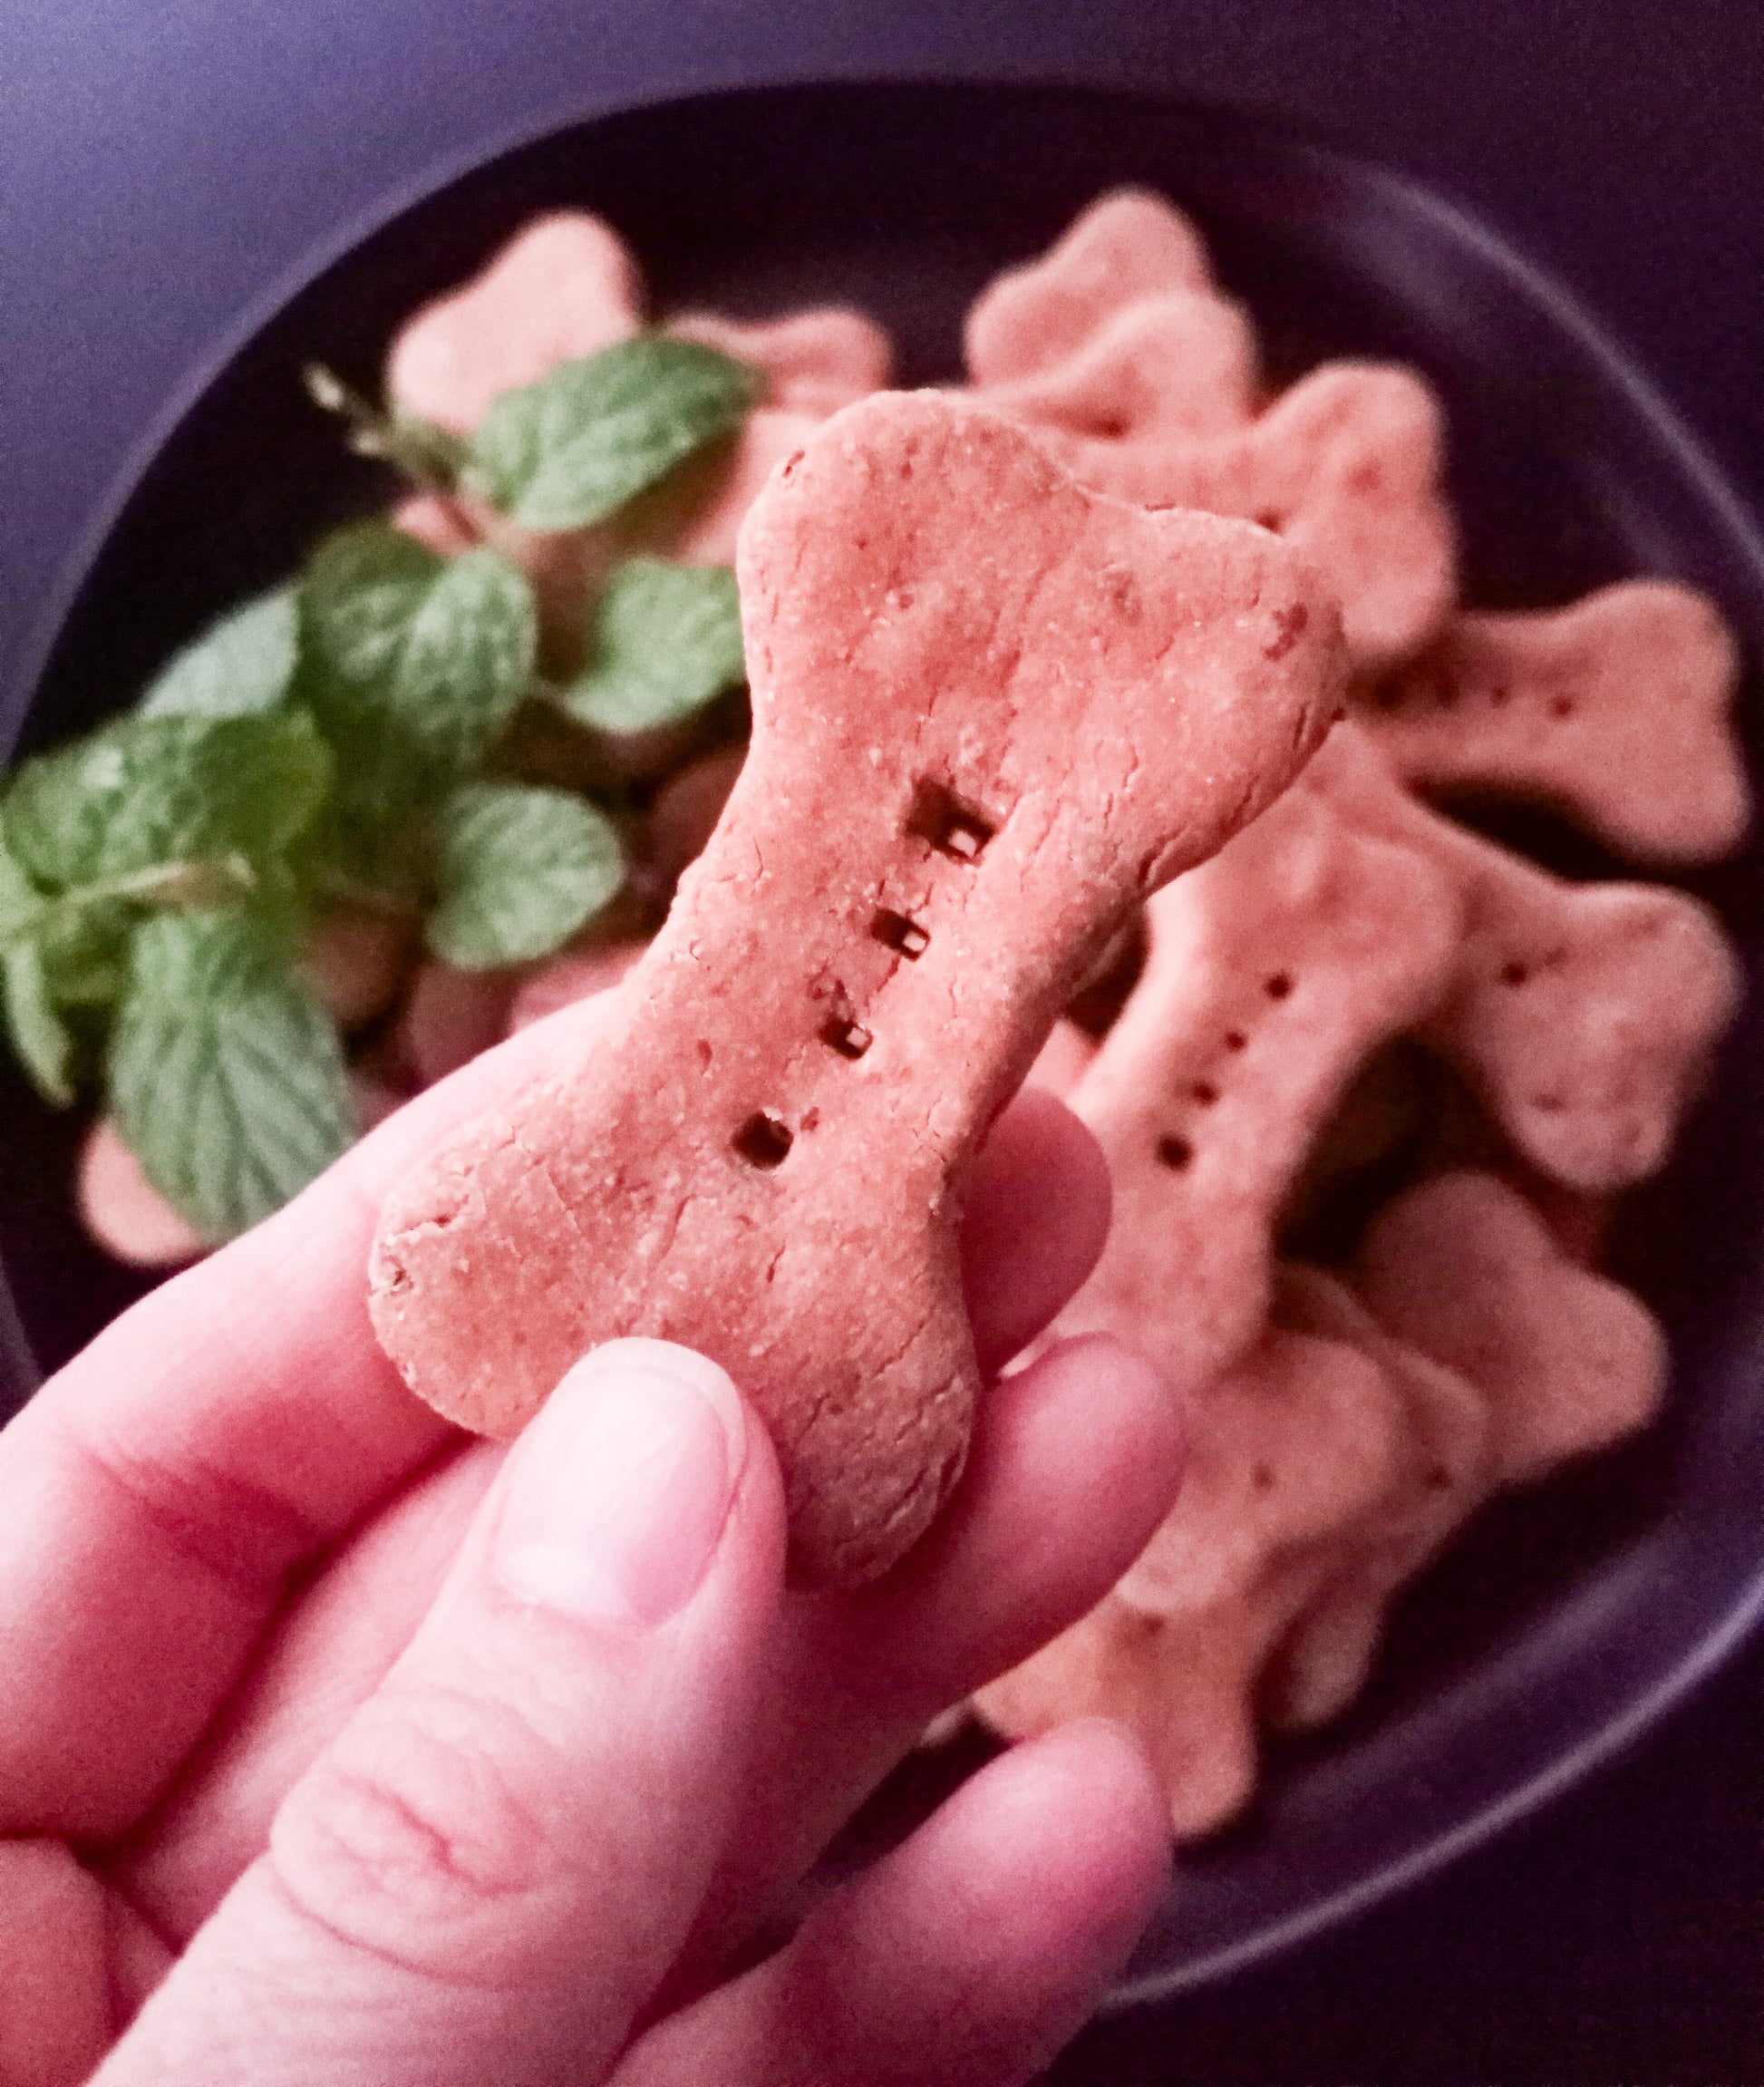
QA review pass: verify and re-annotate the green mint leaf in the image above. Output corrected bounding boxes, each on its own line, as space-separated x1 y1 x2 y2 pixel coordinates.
461 338 761 531
139 587 302 719
108 910 356 1242
35 902 132 1010
4 942 76 1105
5 709 333 893
301 521 536 825
425 781 625 968
0 828 45 946
563 558 746 733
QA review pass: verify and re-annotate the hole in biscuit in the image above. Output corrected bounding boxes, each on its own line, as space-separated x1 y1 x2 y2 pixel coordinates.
1156 1134 1193 1170
1426 1464 1452 1490
821 1015 873 1060
1489 684 1511 707
734 1111 794 1169
1255 510 1284 533
1224 1030 1248 1052
1501 960 1529 986
1265 972 1294 1000
1192 1081 1220 1104
1550 695 1575 718
1252 1462 1275 1492
906 780 996 863
872 908 930 959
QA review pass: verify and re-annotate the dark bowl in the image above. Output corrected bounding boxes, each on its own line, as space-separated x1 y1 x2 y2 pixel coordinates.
4 79 1762 2005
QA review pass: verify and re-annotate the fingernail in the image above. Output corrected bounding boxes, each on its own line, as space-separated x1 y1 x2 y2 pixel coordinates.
495 1338 747 1628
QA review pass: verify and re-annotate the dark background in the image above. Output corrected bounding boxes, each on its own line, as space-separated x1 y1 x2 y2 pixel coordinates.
3 5 1763 2081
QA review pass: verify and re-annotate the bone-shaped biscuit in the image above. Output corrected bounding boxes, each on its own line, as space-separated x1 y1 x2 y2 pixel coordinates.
1021 363 1455 673
964 188 1217 385
975 1324 1405 1837
1362 580 1749 864
388 212 644 436
1306 725 1740 1192
1261 1264 1492 1732
975 291 1260 446
368 392 1343 1586
1055 771 1461 1395
1353 1169 1667 1486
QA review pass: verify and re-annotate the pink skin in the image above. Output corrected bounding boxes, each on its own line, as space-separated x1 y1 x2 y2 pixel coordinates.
0 995 1183 2084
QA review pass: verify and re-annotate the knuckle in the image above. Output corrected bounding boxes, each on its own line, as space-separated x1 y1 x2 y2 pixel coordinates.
267 1683 568 1984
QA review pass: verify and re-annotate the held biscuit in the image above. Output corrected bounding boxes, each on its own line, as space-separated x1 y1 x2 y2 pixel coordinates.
964 188 1217 386
1306 724 1741 1193
976 1325 1406 1838
1353 1169 1667 1486
1362 580 1749 865
368 392 1344 1587
1055 769 1461 1395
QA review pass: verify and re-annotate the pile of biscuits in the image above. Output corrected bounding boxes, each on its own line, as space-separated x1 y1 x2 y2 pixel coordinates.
84 195 1749 1836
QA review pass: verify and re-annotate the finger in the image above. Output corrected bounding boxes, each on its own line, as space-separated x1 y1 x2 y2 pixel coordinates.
615 1721 1170 2087
117 1440 508 1945
671 1331 1181 1991
0 1840 112 2087
99 1342 787 2087
961 1085 1111 1373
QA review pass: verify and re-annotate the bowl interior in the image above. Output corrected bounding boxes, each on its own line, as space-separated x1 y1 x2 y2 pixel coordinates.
5 80 1762 1999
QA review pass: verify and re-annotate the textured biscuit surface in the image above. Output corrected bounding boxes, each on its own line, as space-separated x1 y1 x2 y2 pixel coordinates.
369 392 1343 1586
1056 769 1460 1393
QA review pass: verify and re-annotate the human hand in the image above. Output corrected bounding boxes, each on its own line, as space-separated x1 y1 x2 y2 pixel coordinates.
0 1002 1185 2085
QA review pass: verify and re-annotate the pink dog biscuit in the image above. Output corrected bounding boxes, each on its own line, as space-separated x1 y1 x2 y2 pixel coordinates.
1261 1265 1492 1732
964 188 1216 386
368 392 1343 1586
387 212 644 437
977 292 1259 446
976 1325 1405 1837
1026 362 1455 673
1305 724 1740 1193
1356 1170 1667 1486
1363 580 1748 864
1055 772 1460 1395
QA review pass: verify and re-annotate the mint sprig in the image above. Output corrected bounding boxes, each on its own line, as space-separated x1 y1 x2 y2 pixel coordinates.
5 709 332 895
426 781 625 969
462 339 761 531
564 559 746 734
4 312 764 1251
302 523 537 833
107 911 356 1243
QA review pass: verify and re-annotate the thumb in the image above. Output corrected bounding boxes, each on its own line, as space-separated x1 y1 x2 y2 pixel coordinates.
99 1339 787 2087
